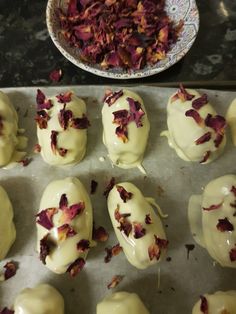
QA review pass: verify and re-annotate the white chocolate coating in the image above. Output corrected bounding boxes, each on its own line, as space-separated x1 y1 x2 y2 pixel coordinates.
36 177 93 274
102 90 150 172
37 92 87 166
161 89 226 163
0 91 27 167
14 284 64 314
97 291 149 314
188 175 236 268
107 182 167 269
0 185 16 260
226 98 236 146
192 291 236 314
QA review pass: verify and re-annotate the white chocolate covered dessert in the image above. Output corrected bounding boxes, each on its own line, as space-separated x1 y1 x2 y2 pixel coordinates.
97 291 149 314
192 291 236 314
226 98 236 146
36 177 93 275
188 175 236 268
0 185 16 260
14 284 64 314
107 182 167 269
102 89 150 173
35 90 89 166
0 91 27 167
161 85 226 164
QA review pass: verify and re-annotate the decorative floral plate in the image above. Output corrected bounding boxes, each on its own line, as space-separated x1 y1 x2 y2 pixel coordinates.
46 0 199 79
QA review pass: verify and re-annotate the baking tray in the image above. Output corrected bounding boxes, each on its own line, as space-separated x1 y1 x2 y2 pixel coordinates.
0 85 236 313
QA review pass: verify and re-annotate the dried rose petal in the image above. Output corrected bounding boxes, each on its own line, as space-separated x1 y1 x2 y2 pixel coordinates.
35 110 50 129
71 115 90 129
49 69 62 82
185 109 203 125
3 261 18 280
200 295 208 314
18 158 32 167
56 92 72 103
127 97 145 127
34 143 41 153
133 222 146 239
118 216 132 237
112 109 129 125
145 214 152 225
229 247 236 262
0 308 14 314
58 148 68 157
40 234 54 265
92 225 109 242
90 180 98 194
148 235 168 261
231 186 236 197
59 104 73 130
50 130 58 154
36 207 58 230
59 194 68 210
214 133 224 148
77 239 90 252
107 275 123 289
115 125 128 143
217 218 234 232
195 132 212 145
205 114 226 134
60 202 85 224
58 224 76 241
203 202 222 211
67 258 85 277
171 85 194 103
200 151 211 164
192 94 208 110
36 89 53 111
104 244 123 263
116 185 133 203
114 206 131 222
103 177 115 198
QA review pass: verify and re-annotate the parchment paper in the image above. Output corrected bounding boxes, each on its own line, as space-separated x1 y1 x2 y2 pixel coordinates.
0 86 236 314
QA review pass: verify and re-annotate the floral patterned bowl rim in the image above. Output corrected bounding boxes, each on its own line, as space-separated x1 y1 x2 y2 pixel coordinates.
46 0 199 80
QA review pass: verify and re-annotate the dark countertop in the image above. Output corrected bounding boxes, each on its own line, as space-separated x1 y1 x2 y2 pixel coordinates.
0 0 236 87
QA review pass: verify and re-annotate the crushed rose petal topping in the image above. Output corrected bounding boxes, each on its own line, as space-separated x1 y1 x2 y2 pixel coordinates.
39 234 54 265
116 185 133 203
112 110 129 125
205 114 226 148
115 125 128 143
58 224 77 241
34 143 41 153
171 84 194 103
35 110 50 129
185 109 203 125
58 1 183 70
103 177 115 198
0 308 14 314
50 130 58 154
59 194 85 224
148 235 168 261
133 222 146 239
18 158 32 167
59 104 73 130
36 207 58 230
3 261 18 281
203 202 222 211
66 257 85 277
71 115 90 129
145 214 152 224
200 295 208 314
217 217 234 232
90 179 98 194
92 225 109 242
127 97 145 127
36 89 53 111
107 275 123 289
104 243 123 263
195 132 212 145
192 94 208 110
200 151 211 164
49 69 62 82
104 90 123 106
77 239 90 252
56 91 72 104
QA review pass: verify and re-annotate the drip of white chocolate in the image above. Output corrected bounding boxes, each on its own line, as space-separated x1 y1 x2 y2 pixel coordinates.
161 88 226 163
226 98 236 146
192 291 236 314
107 182 167 269
0 91 27 168
14 284 64 314
36 177 93 274
102 89 150 173
97 291 150 314
0 185 16 261
188 175 236 268
37 92 88 166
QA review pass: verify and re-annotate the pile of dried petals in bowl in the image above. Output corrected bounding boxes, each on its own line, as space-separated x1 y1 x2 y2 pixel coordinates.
58 0 183 71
